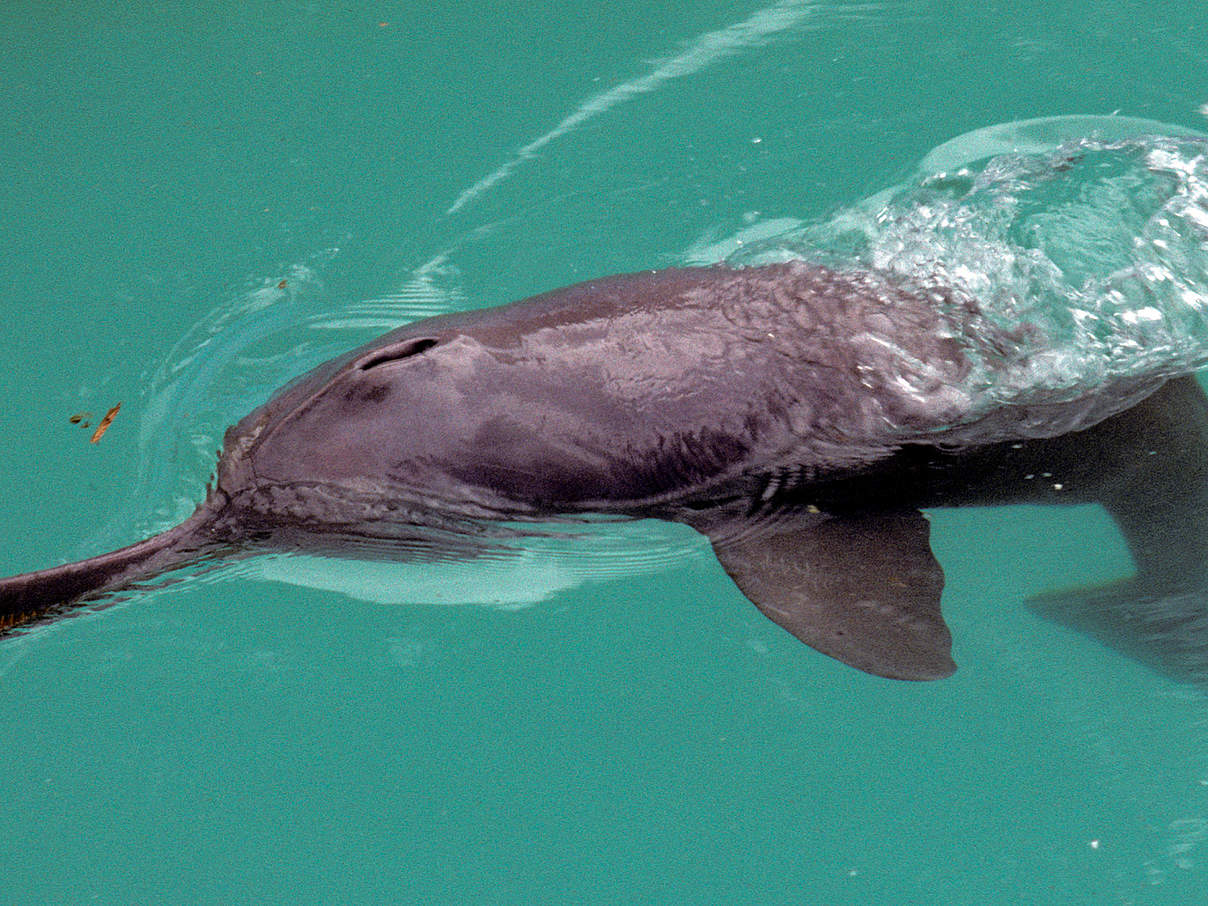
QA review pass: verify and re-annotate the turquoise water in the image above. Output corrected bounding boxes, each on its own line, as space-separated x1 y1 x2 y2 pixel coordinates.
4 1 1208 902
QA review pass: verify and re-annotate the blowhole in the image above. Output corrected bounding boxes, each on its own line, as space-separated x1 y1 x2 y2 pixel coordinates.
358 338 440 371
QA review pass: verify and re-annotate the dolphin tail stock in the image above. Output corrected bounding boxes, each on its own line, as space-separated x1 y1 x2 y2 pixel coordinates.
685 506 955 681
0 500 233 635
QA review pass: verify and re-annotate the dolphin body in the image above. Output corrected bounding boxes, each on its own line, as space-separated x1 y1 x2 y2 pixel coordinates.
2 262 1206 681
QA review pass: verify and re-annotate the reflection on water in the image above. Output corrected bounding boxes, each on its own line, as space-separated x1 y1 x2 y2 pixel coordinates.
253 519 708 608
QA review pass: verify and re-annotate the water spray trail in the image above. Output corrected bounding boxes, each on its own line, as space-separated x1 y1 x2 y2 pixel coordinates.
445 0 821 215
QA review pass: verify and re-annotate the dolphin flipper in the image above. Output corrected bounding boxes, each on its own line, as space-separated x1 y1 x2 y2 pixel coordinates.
698 509 955 681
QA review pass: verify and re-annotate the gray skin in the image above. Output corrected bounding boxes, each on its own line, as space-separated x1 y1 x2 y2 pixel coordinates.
2 262 1207 682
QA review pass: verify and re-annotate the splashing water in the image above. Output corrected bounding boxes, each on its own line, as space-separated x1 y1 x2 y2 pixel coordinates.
728 117 1208 419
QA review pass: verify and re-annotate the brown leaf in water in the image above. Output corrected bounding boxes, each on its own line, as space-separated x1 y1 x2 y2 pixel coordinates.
90 403 121 444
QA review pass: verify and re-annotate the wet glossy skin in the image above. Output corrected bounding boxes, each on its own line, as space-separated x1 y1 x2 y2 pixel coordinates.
2 262 1205 682
216 264 978 526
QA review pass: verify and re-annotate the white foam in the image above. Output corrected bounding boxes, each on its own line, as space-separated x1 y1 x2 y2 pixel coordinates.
723 118 1208 418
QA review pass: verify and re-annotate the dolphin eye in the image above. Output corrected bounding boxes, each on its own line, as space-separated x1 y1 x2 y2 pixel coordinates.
358 338 440 371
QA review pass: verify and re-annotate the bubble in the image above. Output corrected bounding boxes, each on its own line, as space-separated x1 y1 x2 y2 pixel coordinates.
724 117 1208 433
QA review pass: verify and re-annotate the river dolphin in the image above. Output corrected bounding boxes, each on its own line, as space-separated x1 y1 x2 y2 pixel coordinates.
2 262 1206 681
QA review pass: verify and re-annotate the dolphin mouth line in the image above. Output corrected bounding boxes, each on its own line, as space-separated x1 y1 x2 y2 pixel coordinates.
228 478 540 531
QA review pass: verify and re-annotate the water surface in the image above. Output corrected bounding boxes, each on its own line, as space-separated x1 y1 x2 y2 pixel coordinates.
3 2 1208 902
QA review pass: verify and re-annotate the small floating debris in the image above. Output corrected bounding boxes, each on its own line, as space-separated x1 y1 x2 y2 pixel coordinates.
68 412 92 427
89 403 122 444
277 279 288 289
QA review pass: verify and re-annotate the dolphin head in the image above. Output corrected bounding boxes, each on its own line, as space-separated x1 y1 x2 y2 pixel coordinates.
214 318 517 519
211 291 665 532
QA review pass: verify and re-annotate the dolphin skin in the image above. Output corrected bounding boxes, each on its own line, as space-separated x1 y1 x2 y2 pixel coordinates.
2 261 1206 681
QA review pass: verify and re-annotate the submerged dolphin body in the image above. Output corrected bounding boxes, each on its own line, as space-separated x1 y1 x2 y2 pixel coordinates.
2 262 1206 681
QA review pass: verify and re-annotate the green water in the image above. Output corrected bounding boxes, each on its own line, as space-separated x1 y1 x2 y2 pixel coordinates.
3 2 1208 902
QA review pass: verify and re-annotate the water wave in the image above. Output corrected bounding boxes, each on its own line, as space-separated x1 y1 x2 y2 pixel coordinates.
444 0 852 215
87 248 469 553
725 115 1208 415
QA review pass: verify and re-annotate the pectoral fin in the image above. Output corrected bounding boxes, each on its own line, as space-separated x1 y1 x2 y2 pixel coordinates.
700 509 954 681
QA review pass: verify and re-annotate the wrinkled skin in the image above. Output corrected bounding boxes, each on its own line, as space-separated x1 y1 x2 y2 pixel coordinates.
2 262 1207 682
218 265 974 520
